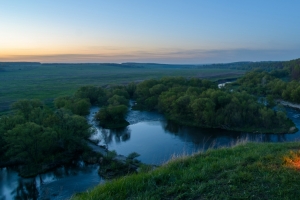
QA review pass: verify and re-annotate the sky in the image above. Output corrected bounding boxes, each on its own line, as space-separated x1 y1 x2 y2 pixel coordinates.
1 0 300 64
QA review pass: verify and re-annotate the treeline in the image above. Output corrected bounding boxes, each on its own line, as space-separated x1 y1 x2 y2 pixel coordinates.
199 61 285 71
70 76 295 133
199 58 300 75
234 69 300 104
0 99 91 176
132 77 294 133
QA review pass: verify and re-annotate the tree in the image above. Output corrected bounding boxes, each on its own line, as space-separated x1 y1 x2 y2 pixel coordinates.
12 99 43 120
266 95 276 108
126 82 137 98
51 109 91 152
72 99 91 116
191 98 215 126
4 122 55 167
112 88 130 99
54 96 90 116
75 85 106 105
107 95 128 106
95 105 129 128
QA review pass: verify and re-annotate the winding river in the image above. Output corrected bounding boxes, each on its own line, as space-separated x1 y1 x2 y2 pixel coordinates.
2 106 300 199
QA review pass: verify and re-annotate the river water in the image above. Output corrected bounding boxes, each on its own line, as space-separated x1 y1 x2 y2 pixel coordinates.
2 106 300 199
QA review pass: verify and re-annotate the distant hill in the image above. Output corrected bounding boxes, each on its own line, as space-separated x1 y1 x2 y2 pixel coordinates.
0 62 41 71
0 62 41 65
1 58 299 71
197 58 300 71
122 58 300 71
121 62 197 68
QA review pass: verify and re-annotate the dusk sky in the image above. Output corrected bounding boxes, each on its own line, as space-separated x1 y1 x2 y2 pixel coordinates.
1 1 300 64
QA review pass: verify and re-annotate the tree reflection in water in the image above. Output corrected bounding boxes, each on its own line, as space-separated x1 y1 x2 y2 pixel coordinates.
100 127 131 145
11 178 38 200
1 161 101 200
162 119 291 147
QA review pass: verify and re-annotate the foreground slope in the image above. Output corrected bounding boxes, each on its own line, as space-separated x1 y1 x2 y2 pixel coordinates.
73 142 300 200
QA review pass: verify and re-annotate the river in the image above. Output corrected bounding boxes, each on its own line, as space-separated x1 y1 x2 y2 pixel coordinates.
2 106 300 199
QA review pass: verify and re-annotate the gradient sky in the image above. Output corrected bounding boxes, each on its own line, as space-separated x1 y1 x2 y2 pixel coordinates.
1 0 300 64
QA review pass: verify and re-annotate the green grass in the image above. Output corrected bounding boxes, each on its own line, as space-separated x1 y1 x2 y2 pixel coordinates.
72 141 300 200
0 63 244 112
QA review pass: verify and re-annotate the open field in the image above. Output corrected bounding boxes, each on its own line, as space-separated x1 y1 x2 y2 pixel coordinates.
0 63 245 113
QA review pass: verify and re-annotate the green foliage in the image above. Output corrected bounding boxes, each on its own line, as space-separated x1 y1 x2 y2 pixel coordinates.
107 95 128 106
266 95 276 108
54 96 91 116
134 76 293 133
4 122 55 165
75 85 107 105
73 99 91 115
126 82 137 98
106 150 117 159
12 99 43 120
235 69 300 104
95 105 129 128
76 85 133 128
112 88 130 99
0 99 92 176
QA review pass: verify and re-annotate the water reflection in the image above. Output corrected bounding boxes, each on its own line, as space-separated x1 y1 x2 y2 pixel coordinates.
3 106 300 200
12 178 39 200
1 161 103 200
91 127 132 146
89 106 300 165
162 120 291 144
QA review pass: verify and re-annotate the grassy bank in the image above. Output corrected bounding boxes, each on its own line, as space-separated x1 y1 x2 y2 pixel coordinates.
73 142 300 200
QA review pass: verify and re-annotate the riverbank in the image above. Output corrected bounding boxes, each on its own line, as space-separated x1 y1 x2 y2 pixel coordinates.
86 139 153 179
72 141 300 199
166 115 297 134
278 100 300 110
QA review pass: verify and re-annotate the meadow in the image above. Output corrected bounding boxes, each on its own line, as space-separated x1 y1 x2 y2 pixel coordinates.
0 63 244 113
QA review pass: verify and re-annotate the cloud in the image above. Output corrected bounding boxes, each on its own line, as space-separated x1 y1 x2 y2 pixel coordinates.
1 48 300 64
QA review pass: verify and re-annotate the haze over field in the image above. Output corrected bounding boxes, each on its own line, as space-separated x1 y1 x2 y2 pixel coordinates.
1 0 300 64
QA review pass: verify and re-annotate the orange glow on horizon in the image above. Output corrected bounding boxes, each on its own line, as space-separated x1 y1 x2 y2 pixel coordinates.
0 46 217 63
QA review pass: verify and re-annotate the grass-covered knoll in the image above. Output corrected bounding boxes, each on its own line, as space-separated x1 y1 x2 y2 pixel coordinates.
73 142 300 200
0 62 244 113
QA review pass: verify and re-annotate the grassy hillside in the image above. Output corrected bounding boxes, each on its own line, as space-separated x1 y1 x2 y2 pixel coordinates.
73 142 300 200
0 63 244 113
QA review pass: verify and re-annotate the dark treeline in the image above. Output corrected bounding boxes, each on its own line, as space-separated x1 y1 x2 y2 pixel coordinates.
0 99 91 176
199 58 300 73
199 61 284 71
229 59 300 103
